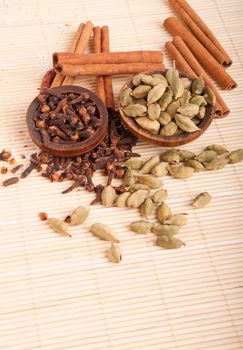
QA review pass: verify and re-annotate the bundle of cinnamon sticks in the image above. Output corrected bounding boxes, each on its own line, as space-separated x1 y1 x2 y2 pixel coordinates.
163 0 237 118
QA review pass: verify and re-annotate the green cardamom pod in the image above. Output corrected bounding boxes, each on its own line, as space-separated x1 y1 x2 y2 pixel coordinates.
191 117 201 126
141 74 154 85
127 190 149 208
170 77 184 99
190 95 207 107
135 117 160 134
205 144 228 155
165 100 181 118
160 122 177 136
186 159 204 172
152 224 179 236
204 86 216 106
178 89 191 105
132 73 143 86
165 63 179 86
136 98 147 106
124 157 144 170
165 213 188 226
101 185 116 207
90 223 119 242
159 88 173 111
147 83 167 105
228 148 243 164
151 74 168 86
196 106 206 119
136 175 163 189
140 197 154 219
181 77 192 90
123 104 147 117
175 149 196 161
160 150 180 164
153 189 168 203
107 243 122 263
177 103 200 118
151 162 168 177
115 192 131 208
159 111 171 125
191 77 205 94
175 113 200 132
119 87 133 106
167 164 194 179
124 168 136 186
204 158 229 170
196 150 217 163
156 203 172 223
129 184 150 193
48 218 71 237
66 206 90 225
131 85 152 98
148 103 161 120
130 220 153 234
156 235 185 249
192 192 212 209
140 155 160 174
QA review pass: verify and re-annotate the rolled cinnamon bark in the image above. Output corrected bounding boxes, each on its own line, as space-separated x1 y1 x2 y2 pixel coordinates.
168 0 228 66
55 63 165 77
170 0 232 66
40 69 56 92
93 26 106 103
163 17 237 90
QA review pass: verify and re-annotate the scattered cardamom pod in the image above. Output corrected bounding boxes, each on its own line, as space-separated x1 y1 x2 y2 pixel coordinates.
147 83 167 105
131 84 152 98
119 87 133 106
152 224 179 236
90 223 119 242
156 203 172 223
156 235 185 249
177 103 200 118
127 189 149 208
48 218 71 237
228 148 243 164
160 121 177 136
165 63 179 86
101 185 116 207
191 77 205 94
115 192 131 208
132 73 143 86
159 111 171 125
192 192 212 209
196 106 206 119
204 158 229 170
159 88 173 111
124 168 136 186
170 77 184 99
140 155 160 174
130 220 153 234
181 77 192 89
174 113 200 132
204 86 216 106
136 175 163 189
140 197 154 219
186 159 204 172
190 95 207 107
148 103 161 120
165 213 188 226
135 117 160 134
160 150 180 164
151 162 168 177
175 149 196 161
124 157 144 170
124 104 147 117
107 243 122 263
153 189 168 203
66 205 90 225
167 164 194 179
129 183 150 193
196 150 217 163
205 144 228 155
166 100 181 118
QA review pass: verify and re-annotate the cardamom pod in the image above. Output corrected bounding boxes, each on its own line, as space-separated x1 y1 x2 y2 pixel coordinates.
177 103 200 118
196 106 206 119
160 122 177 136
156 203 172 223
192 192 212 209
115 192 131 208
178 89 191 105
136 175 163 189
186 159 204 172
167 164 194 179
48 218 71 237
160 150 180 164
66 205 90 225
152 224 179 236
123 104 147 117
204 86 216 106
181 77 192 89
153 189 168 203
205 144 228 155
148 103 161 120
175 149 196 161
196 150 217 163
124 157 144 170
130 220 153 234
159 88 173 111
165 213 188 226
228 148 243 164
119 87 133 106
151 162 168 177
147 83 167 105
174 113 200 132
165 64 179 86
131 85 152 98
126 189 149 208
140 155 160 174
129 183 150 193
156 235 185 249
140 197 154 219
101 185 116 207
166 100 181 118
135 117 160 134
190 95 207 107
90 223 119 242
124 168 136 186
141 74 154 86
191 117 201 126
159 111 171 125
136 98 147 106
151 74 168 86
170 77 184 99
204 158 229 170
132 73 143 86
191 77 205 94
107 243 122 263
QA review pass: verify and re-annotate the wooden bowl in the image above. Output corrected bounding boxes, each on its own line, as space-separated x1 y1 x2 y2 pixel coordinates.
26 85 108 157
118 71 214 147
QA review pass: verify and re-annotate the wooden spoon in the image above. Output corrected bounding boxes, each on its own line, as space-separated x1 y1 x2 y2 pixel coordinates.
26 85 108 157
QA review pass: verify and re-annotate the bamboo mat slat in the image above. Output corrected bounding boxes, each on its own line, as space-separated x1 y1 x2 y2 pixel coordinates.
0 0 243 349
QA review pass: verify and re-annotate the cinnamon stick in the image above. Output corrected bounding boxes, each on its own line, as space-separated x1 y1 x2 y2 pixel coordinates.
40 69 56 92
164 17 236 90
168 0 228 66
93 26 106 103
101 26 115 109
62 21 94 86
170 0 232 66
51 23 85 88
55 62 165 77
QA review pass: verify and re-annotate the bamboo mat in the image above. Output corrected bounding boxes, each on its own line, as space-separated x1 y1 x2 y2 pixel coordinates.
0 1 243 349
